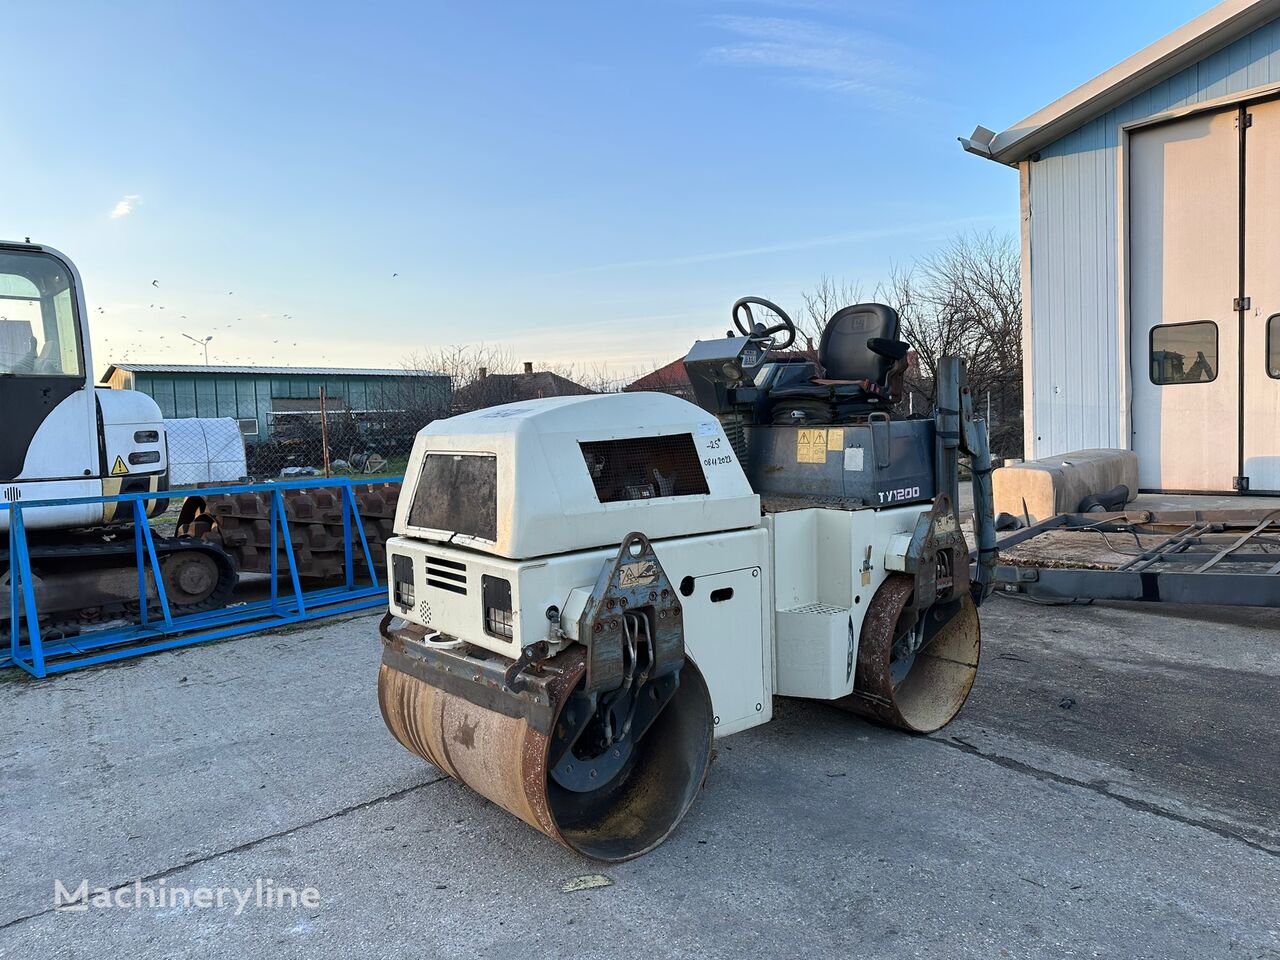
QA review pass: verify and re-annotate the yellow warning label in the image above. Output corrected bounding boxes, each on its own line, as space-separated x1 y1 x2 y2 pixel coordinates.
826 427 844 451
111 455 128 476
796 429 829 464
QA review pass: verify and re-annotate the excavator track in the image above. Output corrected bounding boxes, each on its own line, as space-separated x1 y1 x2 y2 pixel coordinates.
1 536 237 638
176 482 400 581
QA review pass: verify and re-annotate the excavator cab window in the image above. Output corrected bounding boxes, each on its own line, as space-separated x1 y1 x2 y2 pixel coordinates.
0 249 84 377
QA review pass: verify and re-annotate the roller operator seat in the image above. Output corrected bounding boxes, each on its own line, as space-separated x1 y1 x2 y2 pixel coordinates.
768 303 910 419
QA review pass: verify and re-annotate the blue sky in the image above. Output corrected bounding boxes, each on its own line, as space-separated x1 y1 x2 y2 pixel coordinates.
3 0 1210 379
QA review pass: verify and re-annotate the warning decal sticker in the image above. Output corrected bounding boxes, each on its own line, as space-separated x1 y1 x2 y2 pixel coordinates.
796 429 828 464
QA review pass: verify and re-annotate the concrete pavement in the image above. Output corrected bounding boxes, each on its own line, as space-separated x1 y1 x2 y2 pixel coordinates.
1 597 1276 959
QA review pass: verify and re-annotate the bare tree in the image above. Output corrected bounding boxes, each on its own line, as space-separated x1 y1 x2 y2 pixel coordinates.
402 343 520 411
878 231 1023 455
400 345 626 413
793 232 1022 455
395 353 454 420
797 275 863 347
543 360 625 394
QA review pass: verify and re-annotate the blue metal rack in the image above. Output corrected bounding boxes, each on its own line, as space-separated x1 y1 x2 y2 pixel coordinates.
3 476 402 678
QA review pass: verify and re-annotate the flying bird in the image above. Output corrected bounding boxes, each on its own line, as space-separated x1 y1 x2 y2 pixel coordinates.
392 273 398 277
151 280 159 287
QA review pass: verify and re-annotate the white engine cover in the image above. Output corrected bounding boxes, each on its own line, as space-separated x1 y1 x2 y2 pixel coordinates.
394 393 760 560
97 387 166 480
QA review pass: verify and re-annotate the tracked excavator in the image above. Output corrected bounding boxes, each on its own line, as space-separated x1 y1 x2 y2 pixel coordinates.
377 296 998 861
0 241 237 630
0 241 398 635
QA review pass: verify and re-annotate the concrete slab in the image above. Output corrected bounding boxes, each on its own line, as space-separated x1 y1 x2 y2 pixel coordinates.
993 449 1138 523
0 600 1277 959
959 485 1279 521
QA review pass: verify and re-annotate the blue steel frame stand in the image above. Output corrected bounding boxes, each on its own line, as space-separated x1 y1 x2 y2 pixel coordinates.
2 476 402 678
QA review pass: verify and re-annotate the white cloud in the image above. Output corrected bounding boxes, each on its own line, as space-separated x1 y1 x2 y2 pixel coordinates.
110 194 141 219
706 14 925 110
571 215 1001 274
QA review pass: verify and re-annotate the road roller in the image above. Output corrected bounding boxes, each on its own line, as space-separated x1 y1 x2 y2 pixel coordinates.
377 298 997 861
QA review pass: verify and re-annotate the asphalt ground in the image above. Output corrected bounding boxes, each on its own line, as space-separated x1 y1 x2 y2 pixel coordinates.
1 595 1276 959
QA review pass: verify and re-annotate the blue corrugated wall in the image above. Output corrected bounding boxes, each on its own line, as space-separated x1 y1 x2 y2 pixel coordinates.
132 372 450 441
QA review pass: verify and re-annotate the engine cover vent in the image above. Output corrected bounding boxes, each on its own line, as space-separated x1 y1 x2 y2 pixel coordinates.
425 554 467 595
579 434 710 503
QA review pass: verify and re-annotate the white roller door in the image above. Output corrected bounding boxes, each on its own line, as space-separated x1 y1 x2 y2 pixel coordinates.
1129 107 1240 492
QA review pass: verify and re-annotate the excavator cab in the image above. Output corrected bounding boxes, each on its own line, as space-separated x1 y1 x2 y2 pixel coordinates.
0 244 101 513
0 252 85 378
1 241 235 633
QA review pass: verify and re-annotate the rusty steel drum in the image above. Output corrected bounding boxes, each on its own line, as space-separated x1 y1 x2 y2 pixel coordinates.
378 643 715 862
837 573 981 734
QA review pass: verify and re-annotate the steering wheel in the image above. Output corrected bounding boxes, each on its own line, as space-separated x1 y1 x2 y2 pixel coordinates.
731 297 796 350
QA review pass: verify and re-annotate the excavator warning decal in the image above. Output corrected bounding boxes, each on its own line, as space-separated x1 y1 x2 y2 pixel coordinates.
111 456 129 476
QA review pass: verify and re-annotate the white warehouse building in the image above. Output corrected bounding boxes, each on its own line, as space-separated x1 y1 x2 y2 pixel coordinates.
963 0 1280 494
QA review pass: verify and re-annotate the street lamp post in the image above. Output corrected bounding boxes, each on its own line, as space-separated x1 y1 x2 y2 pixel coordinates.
182 333 213 365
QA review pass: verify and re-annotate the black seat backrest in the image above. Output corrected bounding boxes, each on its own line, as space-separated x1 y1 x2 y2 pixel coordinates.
818 303 902 383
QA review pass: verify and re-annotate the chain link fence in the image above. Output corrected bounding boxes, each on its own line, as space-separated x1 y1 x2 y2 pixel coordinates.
163 404 435 488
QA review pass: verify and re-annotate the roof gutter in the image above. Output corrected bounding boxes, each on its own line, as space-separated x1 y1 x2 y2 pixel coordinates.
962 0 1280 167
958 125 996 160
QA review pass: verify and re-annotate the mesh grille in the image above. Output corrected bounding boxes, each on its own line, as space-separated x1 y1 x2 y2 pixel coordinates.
482 575 513 640
579 434 709 504
787 602 848 616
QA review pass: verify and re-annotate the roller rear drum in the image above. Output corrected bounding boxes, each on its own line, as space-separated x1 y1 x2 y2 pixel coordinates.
837 573 981 734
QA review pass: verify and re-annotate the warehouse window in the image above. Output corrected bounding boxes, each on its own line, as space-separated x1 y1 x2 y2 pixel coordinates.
1150 321 1217 385
580 434 710 503
1269 316 1280 379
238 419 259 436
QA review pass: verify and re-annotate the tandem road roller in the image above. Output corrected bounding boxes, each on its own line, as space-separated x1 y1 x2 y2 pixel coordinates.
377 298 997 860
